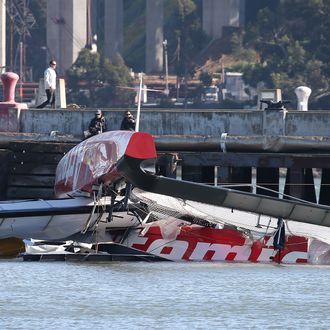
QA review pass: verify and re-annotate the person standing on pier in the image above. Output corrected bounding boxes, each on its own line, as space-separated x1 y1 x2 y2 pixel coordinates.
36 60 57 109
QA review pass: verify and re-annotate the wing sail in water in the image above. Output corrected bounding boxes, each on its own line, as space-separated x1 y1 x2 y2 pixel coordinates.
132 188 330 246
117 154 330 228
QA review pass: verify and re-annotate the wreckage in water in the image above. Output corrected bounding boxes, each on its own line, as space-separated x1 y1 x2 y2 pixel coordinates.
1 131 330 264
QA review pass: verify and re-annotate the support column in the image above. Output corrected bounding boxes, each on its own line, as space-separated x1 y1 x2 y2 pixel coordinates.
47 0 87 76
202 0 245 38
0 150 11 200
146 0 164 73
104 0 123 61
312 168 322 204
278 168 287 199
0 0 5 72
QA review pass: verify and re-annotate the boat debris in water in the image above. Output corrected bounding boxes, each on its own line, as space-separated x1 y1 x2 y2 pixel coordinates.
1 130 330 264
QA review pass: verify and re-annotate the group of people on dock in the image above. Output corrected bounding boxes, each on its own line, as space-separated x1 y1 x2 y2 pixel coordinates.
85 110 136 139
37 59 136 139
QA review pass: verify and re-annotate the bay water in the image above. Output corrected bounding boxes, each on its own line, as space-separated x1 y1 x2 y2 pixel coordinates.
1 260 330 329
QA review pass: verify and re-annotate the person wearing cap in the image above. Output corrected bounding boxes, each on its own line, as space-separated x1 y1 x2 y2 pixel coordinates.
37 60 57 109
88 109 107 136
120 111 136 131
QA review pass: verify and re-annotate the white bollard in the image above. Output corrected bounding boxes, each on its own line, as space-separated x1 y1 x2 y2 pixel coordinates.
295 86 311 111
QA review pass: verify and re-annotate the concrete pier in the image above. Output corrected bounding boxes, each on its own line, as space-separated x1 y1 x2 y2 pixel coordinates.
14 108 330 138
2 107 330 203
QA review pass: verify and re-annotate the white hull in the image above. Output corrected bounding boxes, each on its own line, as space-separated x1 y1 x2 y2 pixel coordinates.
0 197 137 240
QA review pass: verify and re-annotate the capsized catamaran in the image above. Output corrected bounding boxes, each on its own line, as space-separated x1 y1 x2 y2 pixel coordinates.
0 131 155 241
2 130 330 264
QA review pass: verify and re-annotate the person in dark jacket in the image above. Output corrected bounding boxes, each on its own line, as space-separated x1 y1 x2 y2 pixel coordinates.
88 109 106 136
120 111 136 131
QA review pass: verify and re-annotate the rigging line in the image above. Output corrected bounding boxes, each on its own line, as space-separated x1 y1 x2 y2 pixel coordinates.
226 183 319 206
147 237 180 254
183 201 228 220
81 203 103 235
50 14 85 50
134 191 274 233
264 218 274 240
182 201 269 231
137 197 262 233
126 213 142 227
87 199 109 240
83 197 115 244
136 194 213 220
285 219 329 245
58 20 86 50
131 199 183 218
81 184 104 234
285 220 294 236
285 241 309 247
140 206 210 227
131 195 214 228
129 204 150 218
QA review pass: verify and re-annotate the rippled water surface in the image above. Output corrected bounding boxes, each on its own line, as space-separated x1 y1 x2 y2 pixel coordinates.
1 260 330 329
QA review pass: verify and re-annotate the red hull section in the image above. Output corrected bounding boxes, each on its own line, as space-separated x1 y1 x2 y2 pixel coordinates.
55 131 156 197
127 225 308 263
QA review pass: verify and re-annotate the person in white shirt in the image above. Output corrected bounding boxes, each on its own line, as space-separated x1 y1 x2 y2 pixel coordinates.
37 60 57 108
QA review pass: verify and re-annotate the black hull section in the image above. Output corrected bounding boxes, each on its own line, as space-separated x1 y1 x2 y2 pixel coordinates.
22 243 170 262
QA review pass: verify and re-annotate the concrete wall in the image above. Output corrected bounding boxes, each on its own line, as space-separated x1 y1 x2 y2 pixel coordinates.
47 0 87 76
16 108 330 139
